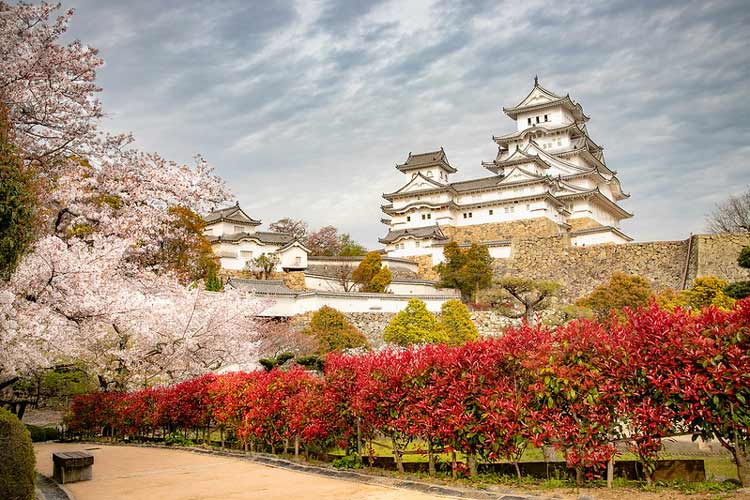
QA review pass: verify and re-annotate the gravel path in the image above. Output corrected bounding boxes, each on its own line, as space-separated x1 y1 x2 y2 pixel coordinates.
33 443 467 500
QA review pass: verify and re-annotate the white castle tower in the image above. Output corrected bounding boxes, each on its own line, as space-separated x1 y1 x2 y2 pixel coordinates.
380 78 632 264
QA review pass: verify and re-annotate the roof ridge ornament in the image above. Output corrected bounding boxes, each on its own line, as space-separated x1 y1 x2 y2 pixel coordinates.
534 75 539 86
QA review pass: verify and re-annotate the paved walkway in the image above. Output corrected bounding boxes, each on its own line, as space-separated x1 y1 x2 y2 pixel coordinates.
34 443 460 500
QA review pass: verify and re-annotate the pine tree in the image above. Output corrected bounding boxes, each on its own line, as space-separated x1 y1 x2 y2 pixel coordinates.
383 299 447 346
439 299 479 345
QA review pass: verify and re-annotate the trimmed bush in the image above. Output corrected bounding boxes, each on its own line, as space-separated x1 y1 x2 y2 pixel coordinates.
383 298 448 346
0 408 36 500
439 299 479 345
26 424 59 442
303 306 370 353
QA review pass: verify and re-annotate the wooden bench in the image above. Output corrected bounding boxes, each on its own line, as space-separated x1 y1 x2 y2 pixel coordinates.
52 451 94 484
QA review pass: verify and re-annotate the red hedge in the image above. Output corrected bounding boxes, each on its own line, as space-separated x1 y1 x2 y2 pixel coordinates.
67 300 750 473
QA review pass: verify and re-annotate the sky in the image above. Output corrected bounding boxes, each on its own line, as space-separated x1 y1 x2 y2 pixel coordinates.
60 0 750 248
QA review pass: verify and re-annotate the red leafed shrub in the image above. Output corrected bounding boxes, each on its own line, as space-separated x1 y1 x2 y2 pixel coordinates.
64 299 750 486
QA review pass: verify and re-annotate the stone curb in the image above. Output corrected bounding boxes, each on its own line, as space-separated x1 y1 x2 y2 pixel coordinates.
35 473 73 500
74 441 552 500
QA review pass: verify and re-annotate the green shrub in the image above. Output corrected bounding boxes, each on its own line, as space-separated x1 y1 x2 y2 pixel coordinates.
26 424 59 442
332 453 363 469
725 280 750 300
303 306 370 353
383 298 448 346
439 299 479 345
0 408 35 500
164 432 194 447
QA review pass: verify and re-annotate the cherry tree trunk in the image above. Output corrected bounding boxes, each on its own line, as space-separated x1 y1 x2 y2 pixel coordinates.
451 451 457 480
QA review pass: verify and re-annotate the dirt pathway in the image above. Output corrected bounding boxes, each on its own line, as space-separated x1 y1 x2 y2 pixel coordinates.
33 443 461 500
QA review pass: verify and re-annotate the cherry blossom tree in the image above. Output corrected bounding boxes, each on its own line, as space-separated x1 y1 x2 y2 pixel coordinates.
0 2 268 389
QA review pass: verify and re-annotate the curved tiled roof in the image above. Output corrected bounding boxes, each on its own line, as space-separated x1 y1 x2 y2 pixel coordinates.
205 204 261 226
379 224 448 244
208 230 295 245
396 147 457 173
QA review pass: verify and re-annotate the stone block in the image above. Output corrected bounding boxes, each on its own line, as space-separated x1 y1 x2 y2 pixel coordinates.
52 451 94 484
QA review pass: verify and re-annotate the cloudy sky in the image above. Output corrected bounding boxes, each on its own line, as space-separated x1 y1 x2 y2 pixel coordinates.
62 0 749 247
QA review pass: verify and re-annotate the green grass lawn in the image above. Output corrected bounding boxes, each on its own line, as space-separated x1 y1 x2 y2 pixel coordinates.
330 439 739 480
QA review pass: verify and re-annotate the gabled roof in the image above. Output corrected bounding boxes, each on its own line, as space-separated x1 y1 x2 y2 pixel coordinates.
497 165 546 185
396 147 457 174
208 230 295 245
383 172 449 200
558 189 633 219
205 203 261 226
278 239 311 253
503 78 589 122
379 224 448 244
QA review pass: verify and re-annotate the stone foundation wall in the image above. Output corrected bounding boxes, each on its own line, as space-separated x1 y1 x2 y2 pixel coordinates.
567 217 603 231
283 271 307 291
692 233 750 283
406 255 439 281
494 232 750 301
441 218 562 243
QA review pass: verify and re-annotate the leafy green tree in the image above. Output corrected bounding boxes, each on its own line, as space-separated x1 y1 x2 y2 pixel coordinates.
439 299 479 345
383 299 447 346
0 108 37 280
204 266 223 291
488 277 561 324
435 242 493 302
339 233 367 256
303 306 370 354
370 267 392 293
577 273 653 321
352 252 391 292
248 253 279 280
138 205 220 285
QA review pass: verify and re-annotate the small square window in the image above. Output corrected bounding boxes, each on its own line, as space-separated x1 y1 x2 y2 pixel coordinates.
427 213 431 219
406 216 410 222
527 117 532 125
463 213 467 219
468 212 473 218
421 214 426 220
489 209 493 215
536 116 540 124
415 241 420 248
544 114 549 122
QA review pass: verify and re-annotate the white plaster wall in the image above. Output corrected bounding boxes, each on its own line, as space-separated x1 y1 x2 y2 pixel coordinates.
488 246 512 259
279 245 307 269
305 274 442 295
571 230 629 246
255 290 460 316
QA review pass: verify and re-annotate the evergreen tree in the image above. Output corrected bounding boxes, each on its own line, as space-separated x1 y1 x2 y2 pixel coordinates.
352 251 392 292
0 108 37 280
303 306 370 353
439 299 479 345
383 298 447 346
435 242 492 302
577 273 653 321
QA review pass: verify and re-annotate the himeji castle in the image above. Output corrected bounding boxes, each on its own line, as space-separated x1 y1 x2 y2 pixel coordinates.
379 78 632 264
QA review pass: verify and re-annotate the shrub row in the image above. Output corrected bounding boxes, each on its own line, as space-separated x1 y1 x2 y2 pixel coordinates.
66 301 750 484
